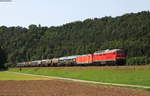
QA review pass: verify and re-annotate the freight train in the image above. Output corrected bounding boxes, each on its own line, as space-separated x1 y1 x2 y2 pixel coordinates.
16 49 126 67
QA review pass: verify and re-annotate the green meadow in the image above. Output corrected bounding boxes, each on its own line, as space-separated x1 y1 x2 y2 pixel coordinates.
0 71 52 80
10 67 150 86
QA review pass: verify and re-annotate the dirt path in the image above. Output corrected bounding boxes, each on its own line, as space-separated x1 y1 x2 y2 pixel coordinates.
0 80 150 96
7 71 150 89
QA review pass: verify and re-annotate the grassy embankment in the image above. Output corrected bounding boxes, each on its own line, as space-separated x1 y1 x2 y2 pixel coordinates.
10 67 150 86
0 71 52 80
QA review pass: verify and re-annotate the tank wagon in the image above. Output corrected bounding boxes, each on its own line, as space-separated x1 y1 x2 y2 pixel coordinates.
16 49 126 67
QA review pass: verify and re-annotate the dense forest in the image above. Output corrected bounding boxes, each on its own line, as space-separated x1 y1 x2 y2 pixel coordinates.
1 11 150 67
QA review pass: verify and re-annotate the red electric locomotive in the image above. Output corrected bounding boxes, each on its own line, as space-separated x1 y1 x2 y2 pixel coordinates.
76 54 93 65
76 49 126 65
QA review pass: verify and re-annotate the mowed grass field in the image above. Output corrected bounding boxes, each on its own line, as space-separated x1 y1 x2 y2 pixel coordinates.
0 71 52 80
10 66 150 86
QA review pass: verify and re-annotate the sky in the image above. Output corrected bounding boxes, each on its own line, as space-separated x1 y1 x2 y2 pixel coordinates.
0 0 150 27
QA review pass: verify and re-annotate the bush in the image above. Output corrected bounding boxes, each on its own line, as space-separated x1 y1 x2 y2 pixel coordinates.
126 57 150 65
4 63 17 68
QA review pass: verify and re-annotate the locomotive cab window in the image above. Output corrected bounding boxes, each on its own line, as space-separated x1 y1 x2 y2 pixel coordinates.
116 51 125 55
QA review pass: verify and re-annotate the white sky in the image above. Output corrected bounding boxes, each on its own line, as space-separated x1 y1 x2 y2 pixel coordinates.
0 0 150 27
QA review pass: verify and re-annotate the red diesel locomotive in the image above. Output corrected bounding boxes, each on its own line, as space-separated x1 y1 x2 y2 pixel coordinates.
76 49 126 65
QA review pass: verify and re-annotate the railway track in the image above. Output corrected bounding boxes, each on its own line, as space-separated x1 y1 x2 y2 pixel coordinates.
15 65 150 69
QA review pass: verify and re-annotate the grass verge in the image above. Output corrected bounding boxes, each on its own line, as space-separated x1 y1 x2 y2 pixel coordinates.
0 71 52 80
9 67 150 86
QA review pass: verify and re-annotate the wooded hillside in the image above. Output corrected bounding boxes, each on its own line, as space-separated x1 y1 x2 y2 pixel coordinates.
1 11 150 65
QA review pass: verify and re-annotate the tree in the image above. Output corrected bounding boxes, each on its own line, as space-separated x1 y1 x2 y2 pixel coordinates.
0 47 7 68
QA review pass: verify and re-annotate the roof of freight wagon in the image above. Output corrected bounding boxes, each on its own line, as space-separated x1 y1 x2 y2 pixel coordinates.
59 55 79 60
